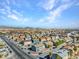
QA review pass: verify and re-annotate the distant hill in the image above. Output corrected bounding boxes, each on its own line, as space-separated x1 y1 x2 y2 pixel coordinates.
0 26 79 31
0 26 23 29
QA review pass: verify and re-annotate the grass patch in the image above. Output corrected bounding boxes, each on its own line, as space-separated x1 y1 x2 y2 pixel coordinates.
55 39 64 47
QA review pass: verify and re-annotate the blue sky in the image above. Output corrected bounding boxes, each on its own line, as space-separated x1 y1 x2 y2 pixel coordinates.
0 0 79 29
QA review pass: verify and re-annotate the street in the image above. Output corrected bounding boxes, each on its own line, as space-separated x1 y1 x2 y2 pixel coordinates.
0 36 33 59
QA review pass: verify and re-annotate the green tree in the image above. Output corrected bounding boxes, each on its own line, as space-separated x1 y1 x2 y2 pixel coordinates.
19 41 24 45
73 45 77 51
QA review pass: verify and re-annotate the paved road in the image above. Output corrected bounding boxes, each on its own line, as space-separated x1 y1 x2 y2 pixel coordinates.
0 36 33 59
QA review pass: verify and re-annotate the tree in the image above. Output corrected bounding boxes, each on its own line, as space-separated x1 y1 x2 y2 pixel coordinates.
68 49 73 56
19 41 24 45
73 45 77 51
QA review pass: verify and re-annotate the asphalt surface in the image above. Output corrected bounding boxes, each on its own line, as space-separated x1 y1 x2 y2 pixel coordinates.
0 36 33 59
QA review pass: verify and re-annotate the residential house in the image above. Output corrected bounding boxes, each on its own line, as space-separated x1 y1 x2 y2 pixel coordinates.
30 43 45 52
24 40 32 47
57 49 69 59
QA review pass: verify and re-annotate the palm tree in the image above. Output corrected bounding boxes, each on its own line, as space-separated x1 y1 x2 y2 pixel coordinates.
68 49 73 59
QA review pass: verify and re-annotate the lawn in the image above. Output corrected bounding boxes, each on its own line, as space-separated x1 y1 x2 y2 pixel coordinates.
55 39 64 47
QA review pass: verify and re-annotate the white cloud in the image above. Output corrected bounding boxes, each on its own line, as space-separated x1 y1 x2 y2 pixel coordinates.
7 10 29 23
61 0 72 3
39 0 74 23
76 2 79 6
48 4 71 21
39 4 72 23
38 0 56 11
0 0 78 27
12 10 23 17
0 9 6 14
6 0 10 5
8 14 19 21
0 1 29 23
